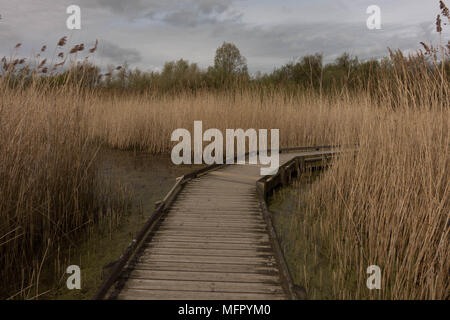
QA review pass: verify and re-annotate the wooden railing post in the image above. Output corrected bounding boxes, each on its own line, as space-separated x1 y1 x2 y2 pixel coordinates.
321 154 327 168
280 167 288 187
298 157 305 174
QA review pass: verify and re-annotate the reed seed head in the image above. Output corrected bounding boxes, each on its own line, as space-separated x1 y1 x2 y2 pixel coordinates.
38 59 47 68
440 1 450 20
89 40 98 53
436 14 442 32
57 36 67 47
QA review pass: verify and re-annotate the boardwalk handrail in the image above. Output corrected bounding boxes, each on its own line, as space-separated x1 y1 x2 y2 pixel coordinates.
255 150 340 299
92 145 342 300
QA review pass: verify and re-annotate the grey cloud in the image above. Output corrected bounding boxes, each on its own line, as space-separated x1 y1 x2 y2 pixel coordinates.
0 24 21 47
79 0 237 26
206 19 443 72
79 0 148 15
98 41 142 64
161 7 240 27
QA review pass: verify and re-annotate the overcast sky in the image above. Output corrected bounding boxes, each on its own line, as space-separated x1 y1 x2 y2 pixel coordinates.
0 0 448 74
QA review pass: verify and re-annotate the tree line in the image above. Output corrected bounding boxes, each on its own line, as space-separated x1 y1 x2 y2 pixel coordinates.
94 42 450 97
2 40 449 105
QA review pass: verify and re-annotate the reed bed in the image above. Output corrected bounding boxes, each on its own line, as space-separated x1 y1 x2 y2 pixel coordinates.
1 56 448 300
302 109 449 299
86 89 366 153
272 104 448 300
0 81 128 299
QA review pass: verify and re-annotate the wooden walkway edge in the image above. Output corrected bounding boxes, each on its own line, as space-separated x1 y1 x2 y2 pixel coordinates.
93 146 339 300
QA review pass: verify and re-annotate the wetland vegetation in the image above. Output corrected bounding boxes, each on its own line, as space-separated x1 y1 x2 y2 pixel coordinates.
0 1 448 300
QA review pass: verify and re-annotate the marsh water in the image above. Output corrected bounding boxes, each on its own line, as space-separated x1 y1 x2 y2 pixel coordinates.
45 148 204 300
98 148 205 219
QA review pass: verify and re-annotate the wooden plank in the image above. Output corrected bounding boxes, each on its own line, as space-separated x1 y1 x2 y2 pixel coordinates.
164 215 264 221
182 185 255 190
133 261 279 274
163 216 265 223
118 289 285 300
172 201 260 207
181 188 255 193
155 228 268 237
167 209 263 216
176 195 257 200
184 181 254 188
163 215 265 223
208 171 259 181
128 269 281 283
191 177 255 186
157 223 266 230
163 216 265 222
180 188 256 192
141 247 272 257
145 241 272 250
159 221 267 230
170 202 260 209
138 254 276 265
156 225 267 232
154 231 270 241
161 220 266 229
160 221 267 230
151 235 270 245
121 278 284 294
169 207 262 212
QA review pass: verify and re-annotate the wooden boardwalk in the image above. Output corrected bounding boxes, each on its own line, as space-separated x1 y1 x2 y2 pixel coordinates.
95 148 337 300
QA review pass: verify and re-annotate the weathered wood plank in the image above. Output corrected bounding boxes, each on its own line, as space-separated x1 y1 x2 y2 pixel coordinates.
167 210 263 216
133 261 280 274
138 254 276 265
145 241 272 250
154 229 269 237
163 215 265 223
122 278 283 294
158 223 267 232
141 247 273 257
117 289 285 300
160 221 267 230
151 235 271 244
128 269 281 283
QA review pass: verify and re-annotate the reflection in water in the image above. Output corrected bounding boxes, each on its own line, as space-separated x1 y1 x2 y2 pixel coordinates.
99 148 204 217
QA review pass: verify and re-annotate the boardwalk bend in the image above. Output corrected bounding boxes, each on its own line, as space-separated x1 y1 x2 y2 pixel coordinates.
94 146 339 300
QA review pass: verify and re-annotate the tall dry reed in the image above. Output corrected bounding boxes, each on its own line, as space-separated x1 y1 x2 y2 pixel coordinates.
0 78 127 299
